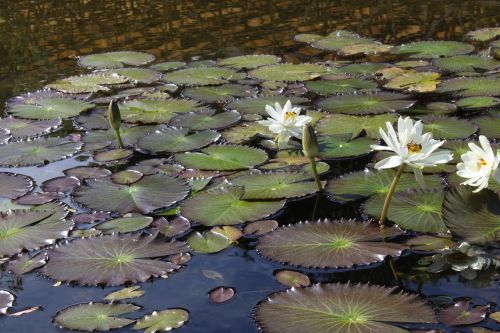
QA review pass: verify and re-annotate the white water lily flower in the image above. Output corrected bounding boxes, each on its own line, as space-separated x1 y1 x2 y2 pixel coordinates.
370 116 453 187
258 100 312 149
456 135 500 192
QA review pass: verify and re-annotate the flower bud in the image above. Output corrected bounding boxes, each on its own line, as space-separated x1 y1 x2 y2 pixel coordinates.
302 123 318 158
108 100 121 131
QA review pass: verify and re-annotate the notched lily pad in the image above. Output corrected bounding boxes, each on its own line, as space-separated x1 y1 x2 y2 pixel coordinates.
6 252 47 274
48 73 129 94
186 231 230 253
109 68 162 84
95 214 153 234
7 97 94 120
422 117 477 139
94 148 133 162
79 51 155 68
433 55 500 72
208 287 235 304
437 300 489 326
318 134 376 159
119 99 202 124
226 96 308 115
218 55 281 69
183 84 257 103
467 27 500 41
437 77 500 97
316 113 397 139
317 92 415 115
392 41 474 58
104 286 145 302
137 127 220 154
163 66 243 86
134 309 189 333
275 270 310 288
0 172 34 199
305 78 378 95
0 118 61 138
250 63 330 82
170 109 241 131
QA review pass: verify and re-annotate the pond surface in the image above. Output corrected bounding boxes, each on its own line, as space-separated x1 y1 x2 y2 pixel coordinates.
0 1 499 333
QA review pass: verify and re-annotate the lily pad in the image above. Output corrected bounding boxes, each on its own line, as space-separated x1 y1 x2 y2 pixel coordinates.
316 113 397 139
363 190 447 233
186 231 230 253
225 95 308 115
94 148 133 162
183 84 257 103
467 27 500 41
255 283 436 333
96 214 154 233
243 220 279 236
455 96 500 109
404 235 454 251
310 32 374 51
339 42 393 56
257 219 405 268
250 63 330 82
110 68 162 84
6 252 47 274
79 51 155 69
422 117 477 139
137 127 220 154
475 115 500 138
305 78 378 95
392 41 474 58
7 97 94 120
318 135 376 159
275 270 310 288
134 309 189 333
384 71 441 93
0 290 15 315
119 99 202 124
152 216 190 238
48 73 128 93
0 173 34 199
181 185 285 226
174 145 267 171
325 169 442 202
111 170 143 185
150 61 186 72
317 92 415 115
43 233 187 285
104 286 145 302
433 55 500 72
64 166 111 179
442 187 499 245
0 118 61 138
54 303 139 331
221 122 273 144
83 125 158 149
437 300 489 326
437 77 500 97
73 173 189 214
218 54 281 69
163 66 243 86
170 109 240 130
339 62 390 75
0 137 82 167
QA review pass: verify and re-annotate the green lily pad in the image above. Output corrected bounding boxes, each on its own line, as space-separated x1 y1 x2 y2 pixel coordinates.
163 66 243 86
94 148 133 162
392 41 474 58
0 118 61 139
467 27 500 41
109 68 162 84
137 127 220 153
255 282 436 333
218 54 281 69
316 113 397 139
475 114 500 138
0 203 70 257
152 216 190 238
83 125 158 149
318 135 376 159
7 97 94 120
134 309 189 333
225 95 309 115
275 270 310 288
186 231 230 253
48 73 129 93
181 185 285 226
6 252 47 275
249 63 330 82
339 62 390 75
422 117 477 139
174 145 267 170
73 173 189 214
150 61 186 72
43 233 187 285
257 219 405 268
221 122 273 144
183 84 257 103
384 71 441 93
79 51 155 69
437 77 500 97
363 190 447 233
433 55 500 72
104 286 145 301
339 42 393 56
443 187 499 245
229 172 318 199
111 170 143 185
0 290 15 315
305 78 378 95
317 92 415 115
310 32 374 51
170 109 240 130
325 169 442 202
96 214 153 233
119 99 202 124
0 172 34 199
455 96 500 109
0 137 82 167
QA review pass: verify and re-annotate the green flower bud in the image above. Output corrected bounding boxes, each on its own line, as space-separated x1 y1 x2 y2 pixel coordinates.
302 123 318 158
108 100 121 131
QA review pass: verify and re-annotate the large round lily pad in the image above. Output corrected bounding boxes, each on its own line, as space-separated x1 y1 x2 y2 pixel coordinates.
257 219 405 268
170 109 241 130
174 145 267 171
0 172 34 199
226 95 309 115
183 84 257 103
249 63 330 82
317 93 415 115
181 185 285 226
392 41 474 58
305 78 378 95
109 68 162 84
433 55 500 72
316 113 397 139
422 117 477 139
82 125 158 149
0 118 61 139
73 173 189 214
218 54 281 69
7 97 94 120
437 77 500 97
78 51 155 68
137 127 220 153
163 66 243 85
119 99 202 124
47 73 128 94
255 283 436 333
221 122 273 144
0 137 82 167
43 233 188 285
318 135 376 159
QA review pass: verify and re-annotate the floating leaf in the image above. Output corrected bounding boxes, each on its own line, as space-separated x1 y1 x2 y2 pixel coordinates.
433 55 500 72
226 96 308 115
119 99 202 124
275 270 310 287
211 226 243 242
304 78 378 95
111 170 143 185
363 190 447 233
316 113 397 139
94 148 133 162
42 176 80 193
54 303 140 331
64 166 111 179
243 220 278 236
437 300 488 326
187 231 230 253
0 290 15 315
392 41 474 58
339 42 393 56
404 235 454 251
310 32 374 51
0 172 34 199
317 92 415 115
475 115 500 138
104 286 145 301
183 84 257 103
83 125 158 148
150 61 186 72
79 51 155 68
208 287 235 303
325 169 442 202
467 27 500 41
43 233 187 285
137 127 220 153
229 172 318 199
257 219 405 268
110 68 162 84
163 67 242 86
437 77 500 97
96 214 153 233
384 71 441 93
174 145 267 171
170 109 240 130
218 54 281 69
134 309 189 333
249 63 330 82
16 191 61 205
455 96 500 109
6 252 47 274
319 135 376 159
7 97 94 120
152 216 190 238
48 73 128 93
340 62 390 75
255 283 436 333
422 117 477 139
181 185 285 226
221 122 273 144
442 187 499 245
0 118 61 139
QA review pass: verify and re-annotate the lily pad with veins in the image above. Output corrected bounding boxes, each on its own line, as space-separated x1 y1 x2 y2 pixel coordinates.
0 172 34 199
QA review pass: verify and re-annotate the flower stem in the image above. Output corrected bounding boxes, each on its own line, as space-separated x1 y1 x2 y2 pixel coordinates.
379 164 405 227
114 129 125 149
308 156 323 192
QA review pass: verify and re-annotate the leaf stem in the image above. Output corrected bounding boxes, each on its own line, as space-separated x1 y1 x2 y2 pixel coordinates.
308 156 323 192
114 129 125 149
379 164 405 227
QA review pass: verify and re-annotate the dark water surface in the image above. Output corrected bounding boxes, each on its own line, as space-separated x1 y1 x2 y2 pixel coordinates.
0 1 499 333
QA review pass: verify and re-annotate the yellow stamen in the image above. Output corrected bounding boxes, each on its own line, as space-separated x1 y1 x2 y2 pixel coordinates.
407 143 422 153
477 158 487 169
284 111 296 123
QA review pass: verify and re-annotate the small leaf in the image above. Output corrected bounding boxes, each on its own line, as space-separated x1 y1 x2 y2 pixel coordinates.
208 287 235 304
437 300 489 326
275 270 310 287
104 286 145 301
133 309 189 333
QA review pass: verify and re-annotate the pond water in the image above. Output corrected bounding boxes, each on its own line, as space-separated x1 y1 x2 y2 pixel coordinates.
0 1 499 333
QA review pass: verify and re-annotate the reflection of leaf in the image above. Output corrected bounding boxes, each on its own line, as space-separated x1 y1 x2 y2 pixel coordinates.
202 269 224 281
